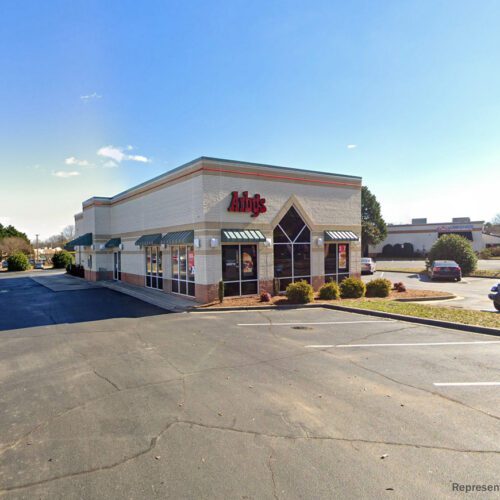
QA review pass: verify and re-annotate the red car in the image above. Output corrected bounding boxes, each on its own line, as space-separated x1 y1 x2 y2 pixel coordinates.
428 260 462 281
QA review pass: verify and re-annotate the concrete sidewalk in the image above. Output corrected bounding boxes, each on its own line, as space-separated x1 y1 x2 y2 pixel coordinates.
99 279 197 312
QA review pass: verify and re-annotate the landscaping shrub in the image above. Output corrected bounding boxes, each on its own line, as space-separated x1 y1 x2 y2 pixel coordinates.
7 251 30 271
366 278 392 298
286 280 314 304
318 281 340 300
52 250 73 269
339 277 366 299
428 234 477 276
393 282 406 292
382 244 393 257
479 247 500 259
218 280 224 303
260 291 271 302
273 278 280 296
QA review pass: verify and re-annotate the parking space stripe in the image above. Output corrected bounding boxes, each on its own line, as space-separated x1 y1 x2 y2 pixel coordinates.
434 382 500 387
335 341 500 348
237 320 395 326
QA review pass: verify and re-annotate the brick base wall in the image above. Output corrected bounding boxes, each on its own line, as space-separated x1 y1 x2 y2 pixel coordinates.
121 272 145 287
311 275 324 291
195 283 220 303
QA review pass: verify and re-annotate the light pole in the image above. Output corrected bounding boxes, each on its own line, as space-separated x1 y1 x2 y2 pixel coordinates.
35 234 39 262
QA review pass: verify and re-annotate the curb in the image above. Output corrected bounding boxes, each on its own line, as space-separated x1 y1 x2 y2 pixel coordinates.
192 303 500 336
393 295 456 302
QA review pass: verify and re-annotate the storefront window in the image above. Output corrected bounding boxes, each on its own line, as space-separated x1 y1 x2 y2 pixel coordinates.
222 244 258 296
171 245 195 297
273 207 311 291
324 243 350 282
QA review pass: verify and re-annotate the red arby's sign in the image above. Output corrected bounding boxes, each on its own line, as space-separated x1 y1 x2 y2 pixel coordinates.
228 191 267 218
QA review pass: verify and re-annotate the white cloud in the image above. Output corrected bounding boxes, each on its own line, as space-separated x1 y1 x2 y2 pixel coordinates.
52 170 81 178
102 160 118 168
97 145 151 164
127 154 149 163
347 144 357 149
80 92 102 101
65 156 92 167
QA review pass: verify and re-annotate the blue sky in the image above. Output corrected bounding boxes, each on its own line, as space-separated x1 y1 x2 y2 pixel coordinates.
1 0 499 239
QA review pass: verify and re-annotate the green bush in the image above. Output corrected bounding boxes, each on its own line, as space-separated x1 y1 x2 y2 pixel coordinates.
218 280 224 303
366 278 392 298
286 280 314 304
52 250 73 269
428 234 477 276
318 281 340 300
7 252 30 271
339 277 366 299
479 247 500 259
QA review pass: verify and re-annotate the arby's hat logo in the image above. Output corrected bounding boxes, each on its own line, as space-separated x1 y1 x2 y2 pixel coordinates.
228 191 267 218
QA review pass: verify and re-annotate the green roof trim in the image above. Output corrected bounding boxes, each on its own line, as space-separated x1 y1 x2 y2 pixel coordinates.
324 230 359 242
135 233 162 246
104 237 121 249
161 230 194 245
65 233 93 250
221 229 266 243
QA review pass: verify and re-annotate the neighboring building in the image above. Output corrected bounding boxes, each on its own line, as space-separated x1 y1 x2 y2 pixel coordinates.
67 157 362 303
369 217 500 257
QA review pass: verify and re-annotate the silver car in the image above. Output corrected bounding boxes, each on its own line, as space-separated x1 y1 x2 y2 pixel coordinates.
361 257 376 274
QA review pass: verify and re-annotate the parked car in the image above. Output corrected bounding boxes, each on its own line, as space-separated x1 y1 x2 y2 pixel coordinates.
488 283 500 311
361 257 376 274
428 260 462 281
34 261 44 270
1 261 7 269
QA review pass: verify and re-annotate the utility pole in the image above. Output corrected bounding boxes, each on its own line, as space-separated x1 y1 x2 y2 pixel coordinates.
35 234 39 262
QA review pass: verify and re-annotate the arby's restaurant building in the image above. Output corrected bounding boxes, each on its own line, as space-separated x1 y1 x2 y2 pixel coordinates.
67 157 362 303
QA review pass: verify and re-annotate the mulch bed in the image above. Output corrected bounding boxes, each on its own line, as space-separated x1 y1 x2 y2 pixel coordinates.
199 288 451 308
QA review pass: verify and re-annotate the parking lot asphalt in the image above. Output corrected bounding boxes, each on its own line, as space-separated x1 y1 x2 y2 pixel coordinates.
377 259 500 272
363 270 497 312
1 277 499 499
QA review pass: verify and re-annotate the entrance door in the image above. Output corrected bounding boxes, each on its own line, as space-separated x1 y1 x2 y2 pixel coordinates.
145 246 163 289
113 251 121 280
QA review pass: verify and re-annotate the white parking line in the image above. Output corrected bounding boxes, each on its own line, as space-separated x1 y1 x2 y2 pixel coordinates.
335 341 500 348
305 340 500 348
434 382 500 387
237 320 395 327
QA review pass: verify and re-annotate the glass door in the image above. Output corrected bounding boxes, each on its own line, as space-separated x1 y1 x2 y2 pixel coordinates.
145 246 163 289
170 245 195 296
113 251 121 280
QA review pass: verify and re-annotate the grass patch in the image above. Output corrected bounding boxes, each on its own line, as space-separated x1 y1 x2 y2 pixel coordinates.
340 300 500 329
469 270 500 278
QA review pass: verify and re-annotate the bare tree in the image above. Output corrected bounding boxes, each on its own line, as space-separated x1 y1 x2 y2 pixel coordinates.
62 225 75 241
0 237 32 258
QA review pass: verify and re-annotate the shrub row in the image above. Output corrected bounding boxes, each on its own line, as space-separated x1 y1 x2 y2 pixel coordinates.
284 277 395 303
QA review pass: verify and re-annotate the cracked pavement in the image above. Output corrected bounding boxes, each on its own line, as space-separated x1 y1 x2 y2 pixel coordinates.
1 276 499 498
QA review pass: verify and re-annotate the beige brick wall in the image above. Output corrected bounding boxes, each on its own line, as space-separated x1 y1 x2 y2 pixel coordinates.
74 159 361 286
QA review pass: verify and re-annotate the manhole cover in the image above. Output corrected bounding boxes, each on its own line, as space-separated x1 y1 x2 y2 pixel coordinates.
291 326 313 330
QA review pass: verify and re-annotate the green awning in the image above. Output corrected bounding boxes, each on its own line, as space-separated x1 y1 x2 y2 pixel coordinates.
104 238 121 249
324 230 359 242
135 233 162 246
221 229 266 243
65 233 93 250
161 230 194 245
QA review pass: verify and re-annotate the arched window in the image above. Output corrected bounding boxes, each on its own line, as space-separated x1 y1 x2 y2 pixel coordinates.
273 207 311 291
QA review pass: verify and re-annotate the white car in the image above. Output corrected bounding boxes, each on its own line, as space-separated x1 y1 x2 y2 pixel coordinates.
361 257 376 274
